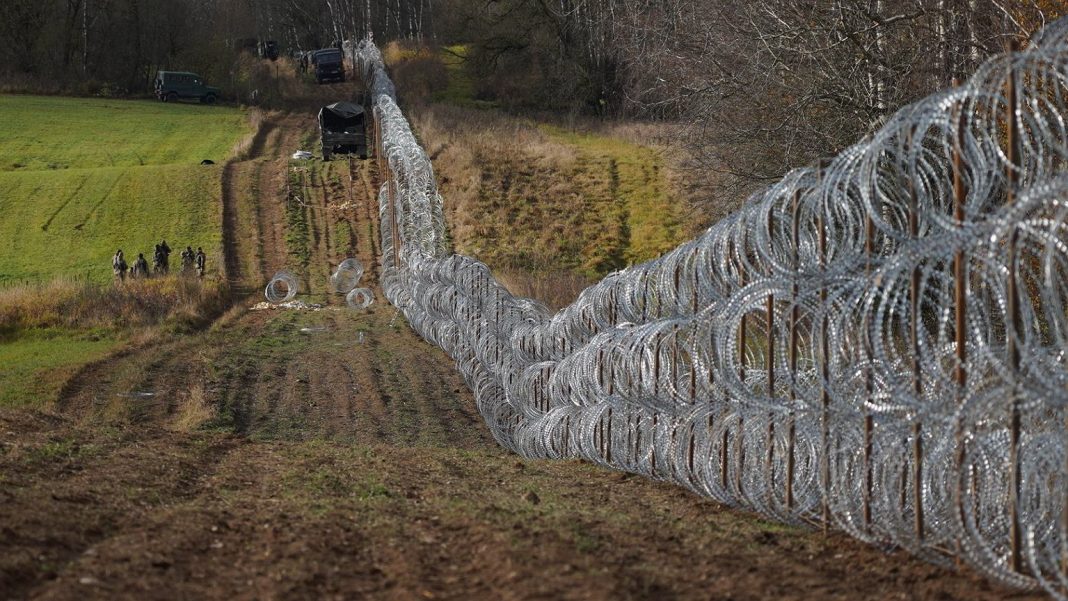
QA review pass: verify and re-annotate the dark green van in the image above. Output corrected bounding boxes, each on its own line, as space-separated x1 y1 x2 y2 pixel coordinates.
154 71 221 104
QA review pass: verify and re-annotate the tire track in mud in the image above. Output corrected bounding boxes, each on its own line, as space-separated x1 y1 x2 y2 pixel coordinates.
221 114 302 289
220 117 275 285
0 409 242 600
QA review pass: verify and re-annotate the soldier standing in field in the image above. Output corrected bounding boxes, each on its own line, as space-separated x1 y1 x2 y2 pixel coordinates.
112 249 128 282
131 253 149 278
152 244 164 275
195 247 206 278
159 240 172 274
181 246 195 275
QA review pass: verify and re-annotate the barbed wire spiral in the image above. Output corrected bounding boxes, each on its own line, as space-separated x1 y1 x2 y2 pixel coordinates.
346 287 374 309
350 19 1068 597
330 258 366 294
265 270 299 303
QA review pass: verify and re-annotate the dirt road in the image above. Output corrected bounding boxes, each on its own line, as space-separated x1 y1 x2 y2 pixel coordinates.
0 85 1047 600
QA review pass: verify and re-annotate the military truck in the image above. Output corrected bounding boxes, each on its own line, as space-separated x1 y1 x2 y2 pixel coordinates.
318 102 367 160
154 71 220 104
259 40 279 61
312 48 345 84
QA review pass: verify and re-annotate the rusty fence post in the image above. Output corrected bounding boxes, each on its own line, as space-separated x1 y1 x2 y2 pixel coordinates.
817 166 831 531
736 240 749 495
787 190 800 511
1004 39 1024 575
766 206 777 502
950 84 970 561
905 127 926 545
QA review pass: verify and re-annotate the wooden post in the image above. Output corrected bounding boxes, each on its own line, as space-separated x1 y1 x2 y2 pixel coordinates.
563 415 570 457
863 212 875 529
906 127 925 544
951 83 969 559
599 412 607 462
688 247 699 481
818 168 831 530
606 407 613 464
651 413 659 475
737 240 748 494
642 278 649 322
786 190 800 511
766 206 777 498
766 291 776 491
691 248 700 315
1005 39 1024 575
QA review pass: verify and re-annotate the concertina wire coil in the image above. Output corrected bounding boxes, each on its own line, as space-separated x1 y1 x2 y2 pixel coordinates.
349 19 1068 597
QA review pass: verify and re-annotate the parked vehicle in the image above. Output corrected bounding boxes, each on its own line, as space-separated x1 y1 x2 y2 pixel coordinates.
318 102 367 160
154 71 220 104
312 48 345 84
259 40 279 61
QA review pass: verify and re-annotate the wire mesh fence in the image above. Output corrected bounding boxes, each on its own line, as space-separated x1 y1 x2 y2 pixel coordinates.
351 20 1068 597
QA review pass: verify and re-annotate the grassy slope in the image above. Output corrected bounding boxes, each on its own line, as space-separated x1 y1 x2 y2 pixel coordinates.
0 329 116 407
0 164 223 282
412 105 687 283
0 95 249 407
540 125 684 265
0 95 246 171
0 95 249 284
409 50 685 285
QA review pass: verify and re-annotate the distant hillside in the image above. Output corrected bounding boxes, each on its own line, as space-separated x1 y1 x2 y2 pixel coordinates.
0 95 251 284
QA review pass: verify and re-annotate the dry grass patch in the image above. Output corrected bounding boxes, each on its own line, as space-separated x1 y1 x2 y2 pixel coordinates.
496 269 593 310
230 108 267 161
0 276 230 336
168 384 218 432
410 104 690 307
0 276 232 408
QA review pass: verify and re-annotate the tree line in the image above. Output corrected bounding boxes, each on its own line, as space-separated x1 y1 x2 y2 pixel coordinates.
3 0 1065 202
434 0 1067 196
0 0 433 95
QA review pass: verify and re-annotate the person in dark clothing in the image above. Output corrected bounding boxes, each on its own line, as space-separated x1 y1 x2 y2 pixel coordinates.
181 246 195 275
131 253 149 278
195 247 206 278
153 244 164 275
159 240 172 273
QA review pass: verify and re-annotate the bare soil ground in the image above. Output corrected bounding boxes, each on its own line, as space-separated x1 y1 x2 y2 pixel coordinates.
0 79 1048 600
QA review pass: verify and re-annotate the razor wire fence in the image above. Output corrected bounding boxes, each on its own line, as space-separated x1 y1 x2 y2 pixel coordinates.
349 19 1068 597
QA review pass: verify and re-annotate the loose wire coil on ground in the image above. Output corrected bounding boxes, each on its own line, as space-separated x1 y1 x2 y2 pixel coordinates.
265 270 299 303
331 258 366 294
346 286 374 309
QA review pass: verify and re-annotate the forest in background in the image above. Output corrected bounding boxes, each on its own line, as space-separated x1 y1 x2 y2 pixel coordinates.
2 0 1066 205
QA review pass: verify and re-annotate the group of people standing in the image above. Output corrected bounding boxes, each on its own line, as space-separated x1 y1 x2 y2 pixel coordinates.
112 240 207 282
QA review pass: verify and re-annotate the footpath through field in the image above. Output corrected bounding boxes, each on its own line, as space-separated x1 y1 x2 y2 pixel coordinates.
0 81 1044 600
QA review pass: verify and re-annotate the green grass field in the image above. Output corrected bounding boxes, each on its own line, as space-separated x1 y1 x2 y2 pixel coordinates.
0 329 116 407
0 94 250 407
540 125 685 267
1 95 247 171
0 95 251 284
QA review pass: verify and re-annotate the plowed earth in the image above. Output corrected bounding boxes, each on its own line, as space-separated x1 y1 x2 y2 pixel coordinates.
0 81 1045 600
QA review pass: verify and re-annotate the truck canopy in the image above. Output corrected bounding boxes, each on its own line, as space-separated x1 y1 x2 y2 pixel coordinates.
318 102 365 132
318 102 367 160
313 49 343 64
